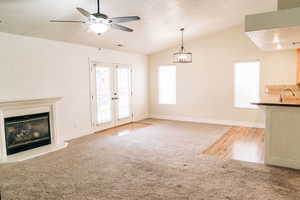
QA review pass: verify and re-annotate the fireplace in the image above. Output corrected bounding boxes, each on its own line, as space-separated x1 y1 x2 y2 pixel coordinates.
5 112 51 155
0 97 67 163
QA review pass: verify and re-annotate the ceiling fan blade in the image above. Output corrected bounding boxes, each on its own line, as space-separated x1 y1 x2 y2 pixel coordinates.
111 24 133 32
77 8 92 18
109 16 140 23
50 20 86 23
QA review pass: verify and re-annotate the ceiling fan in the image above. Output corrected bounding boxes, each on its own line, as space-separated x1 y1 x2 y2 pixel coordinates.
50 0 140 35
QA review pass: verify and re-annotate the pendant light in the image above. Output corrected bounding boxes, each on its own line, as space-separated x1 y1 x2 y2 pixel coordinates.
173 28 192 63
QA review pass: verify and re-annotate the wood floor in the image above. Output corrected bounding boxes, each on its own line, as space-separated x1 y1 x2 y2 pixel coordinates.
202 127 265 163
96 122 152 136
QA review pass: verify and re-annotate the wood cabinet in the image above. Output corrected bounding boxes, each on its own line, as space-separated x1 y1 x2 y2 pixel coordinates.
297 49 300 85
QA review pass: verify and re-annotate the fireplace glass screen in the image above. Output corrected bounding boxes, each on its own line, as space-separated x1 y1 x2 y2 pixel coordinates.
5 112 51 155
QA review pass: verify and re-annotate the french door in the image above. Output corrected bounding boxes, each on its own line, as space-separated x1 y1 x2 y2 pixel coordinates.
90 62 133 131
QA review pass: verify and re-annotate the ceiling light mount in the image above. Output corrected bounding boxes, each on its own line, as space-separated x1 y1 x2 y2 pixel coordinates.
173 28 192 63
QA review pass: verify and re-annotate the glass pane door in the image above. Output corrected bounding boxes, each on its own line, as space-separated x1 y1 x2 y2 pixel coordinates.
91 62 132 131
95 67 113 124
117 67 131 120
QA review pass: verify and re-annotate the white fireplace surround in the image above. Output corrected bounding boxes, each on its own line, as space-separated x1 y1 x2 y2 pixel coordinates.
0 97 68 163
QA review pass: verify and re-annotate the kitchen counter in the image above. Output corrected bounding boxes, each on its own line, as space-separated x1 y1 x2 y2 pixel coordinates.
252 101 300 107
252 96 300 107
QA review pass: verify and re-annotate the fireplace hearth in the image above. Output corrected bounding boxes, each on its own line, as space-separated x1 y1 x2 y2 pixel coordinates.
5 112 51 155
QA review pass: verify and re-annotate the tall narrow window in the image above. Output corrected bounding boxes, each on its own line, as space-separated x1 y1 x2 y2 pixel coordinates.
234 61 260 109
159 66 176 104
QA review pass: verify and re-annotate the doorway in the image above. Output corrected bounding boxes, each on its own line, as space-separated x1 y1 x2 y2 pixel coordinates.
90 62 133 131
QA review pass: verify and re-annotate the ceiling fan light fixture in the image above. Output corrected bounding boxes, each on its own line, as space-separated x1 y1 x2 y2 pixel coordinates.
173 28 192 63
50 0 140 34
89 23 109 34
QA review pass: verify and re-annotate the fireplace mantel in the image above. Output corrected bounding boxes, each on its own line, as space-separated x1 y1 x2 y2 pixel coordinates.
0 97 62 108
0 97 68 163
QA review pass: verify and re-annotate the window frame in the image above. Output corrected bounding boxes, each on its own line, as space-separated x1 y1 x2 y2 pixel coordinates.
233 60 261 110
158 65 177 105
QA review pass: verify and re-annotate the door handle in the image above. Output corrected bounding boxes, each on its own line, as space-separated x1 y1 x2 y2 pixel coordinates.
112 97 119 100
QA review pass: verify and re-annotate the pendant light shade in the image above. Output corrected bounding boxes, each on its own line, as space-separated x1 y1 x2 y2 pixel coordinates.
173 28 192 63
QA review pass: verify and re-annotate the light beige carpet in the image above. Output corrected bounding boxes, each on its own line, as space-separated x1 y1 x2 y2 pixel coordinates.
1 119 300 200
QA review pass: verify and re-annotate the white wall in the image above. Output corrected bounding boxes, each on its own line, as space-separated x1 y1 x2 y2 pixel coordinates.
0 32 148 142
149 25 297 127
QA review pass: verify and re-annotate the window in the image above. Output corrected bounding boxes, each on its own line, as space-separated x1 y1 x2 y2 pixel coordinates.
234 61 260 109
159 66 176 104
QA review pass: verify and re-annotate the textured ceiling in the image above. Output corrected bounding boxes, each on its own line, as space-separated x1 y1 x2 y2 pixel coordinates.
0 0 277 54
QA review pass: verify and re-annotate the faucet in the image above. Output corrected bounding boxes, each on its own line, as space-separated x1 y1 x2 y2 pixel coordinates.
279 88 296 102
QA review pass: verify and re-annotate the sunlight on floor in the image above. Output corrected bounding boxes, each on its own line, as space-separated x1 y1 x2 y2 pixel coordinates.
96 122 151 136
232 141 264 163
202 127 265 164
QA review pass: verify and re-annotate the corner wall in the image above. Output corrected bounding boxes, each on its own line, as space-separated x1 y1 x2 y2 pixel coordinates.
0 32 149 142
148 25 296 127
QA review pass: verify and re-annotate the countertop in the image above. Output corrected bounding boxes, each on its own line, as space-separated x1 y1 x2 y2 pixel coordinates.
251 94 300 107
252 102 300 107
252 97 300 107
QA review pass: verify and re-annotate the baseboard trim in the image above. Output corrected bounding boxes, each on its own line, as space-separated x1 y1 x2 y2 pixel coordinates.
64 114 261 142
64 128 94 141
149 114 265 128
64 114 150 142
133 113 149 122
266 156 300 170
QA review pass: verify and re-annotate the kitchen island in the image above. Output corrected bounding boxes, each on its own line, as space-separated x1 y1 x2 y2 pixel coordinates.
253 101 300 169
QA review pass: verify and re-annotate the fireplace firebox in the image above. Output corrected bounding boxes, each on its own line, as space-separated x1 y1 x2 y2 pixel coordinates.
4 112 51 155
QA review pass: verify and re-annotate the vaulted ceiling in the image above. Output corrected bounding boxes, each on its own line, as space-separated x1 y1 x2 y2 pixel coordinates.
0 0 277 54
